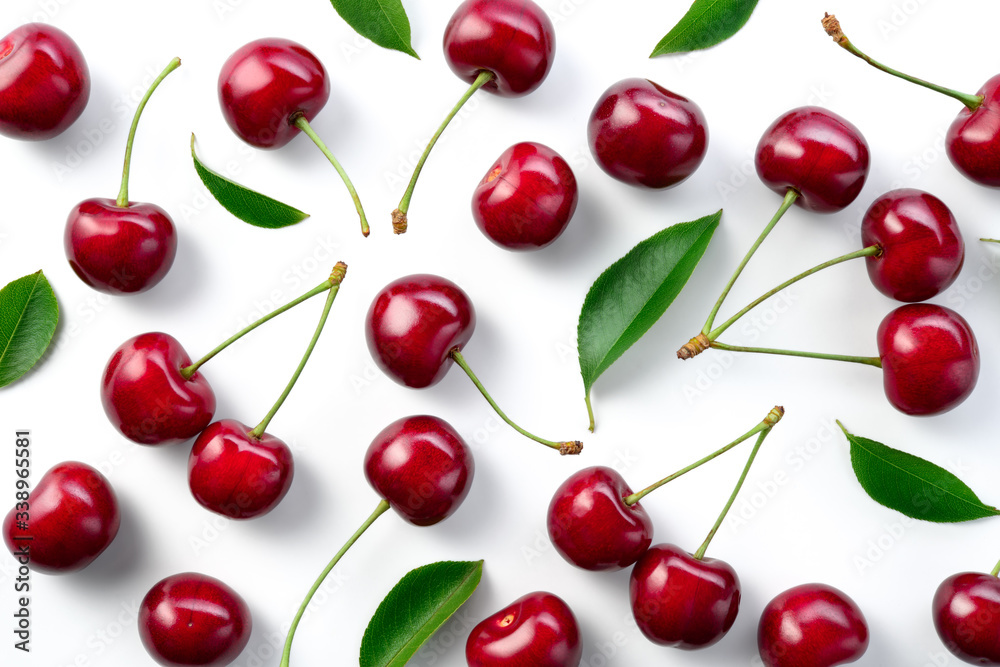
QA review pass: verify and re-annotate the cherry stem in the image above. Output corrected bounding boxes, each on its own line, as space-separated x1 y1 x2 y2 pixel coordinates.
707 245 882 341
982 238 1000 244
392 70 494 234
708 340 882 368
116 57 181 208
450 348 582 455
623 407 783 507
991 558 1000 578
822 13 982 112
694 406 783 560
585 394 596 434
179 274 337 381
249 263 347 439
702 189 799 336
279 498 390 667
293 115 369 237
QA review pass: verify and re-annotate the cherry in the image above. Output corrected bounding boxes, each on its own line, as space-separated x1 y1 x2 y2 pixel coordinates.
0 23 89 140
219 38 368 235
139 572 251 667
878 303 980 416
588 78 708 189
466 591 582 666
629 544 740 649
861 189 964 302
755 106 870 213
933 571 1000 664
547 466 652 571
758 583 869 667
102 332 216 446
188 420 294 519
472 141 578 250
2 462 119 574
393 0 555 233
364 415 474 526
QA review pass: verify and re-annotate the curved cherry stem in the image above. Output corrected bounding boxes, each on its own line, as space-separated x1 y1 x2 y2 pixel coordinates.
624 406 782 507
279 498 390 667
392 70 494 234
991 558 1000 578
709 340 882 368
249 263 347 439
822 13 982 112
180 275 336 381
702 189 799 335
117 57 181 207
293 116 369 237
450 348 582 455
694 405 784 560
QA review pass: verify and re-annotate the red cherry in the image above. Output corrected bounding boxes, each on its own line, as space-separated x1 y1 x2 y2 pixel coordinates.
365 274 475 389
218 38 328 149
443 0 555 97
588 78 708 189
629 544 740 649
758 583 869 667
0 23 89 140
877 303 980 416
364 415 474 526
64 199 177 294
472 141 578 250
933 572 1000 664
861 189 964 302
755 106 870 213
547 466 652 571
139 572 251 667
2 462 119 574
101 332 216 445
947 75 1000 187
188 420 294 520
466 591 582 666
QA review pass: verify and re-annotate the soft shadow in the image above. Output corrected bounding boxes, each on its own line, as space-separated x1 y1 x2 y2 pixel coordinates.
126 230 208 314
64 494 146 590
252 455 324 536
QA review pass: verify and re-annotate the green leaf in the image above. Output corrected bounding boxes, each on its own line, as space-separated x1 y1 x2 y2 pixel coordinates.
360 560 483 667
650 0 759 56
191 134 310 229
840 421 1000 522
0 271 59 388
329 0 419 59
578 211 721 427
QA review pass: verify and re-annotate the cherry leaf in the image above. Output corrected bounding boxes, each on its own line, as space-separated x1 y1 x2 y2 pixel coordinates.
578 211 721 430
650 0 759 57
329 0 419 59
0 271 59 388
191 134 310 229
840 421 1000 522
360 560 483 666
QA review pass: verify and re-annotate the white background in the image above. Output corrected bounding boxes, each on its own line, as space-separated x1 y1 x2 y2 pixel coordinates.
1 0 998 665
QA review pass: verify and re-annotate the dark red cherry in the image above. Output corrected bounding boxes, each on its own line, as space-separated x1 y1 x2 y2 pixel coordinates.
365 274 475 389
2 462 119 574
933 572 1000 664
947 75 1000 188
629 544 740 649
466 591 582 666
758 583 869 667
588 78 708 189
755 106 870 213
472 141 578 250
443 0 555 97
218 38 328 149
547 466 652 571
188 420 294 520
139 572 251 667
64 199 177 294
0 23 89 140
364 415 474 526
861 189 964 302
101 332 216 445
877 303 980 416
